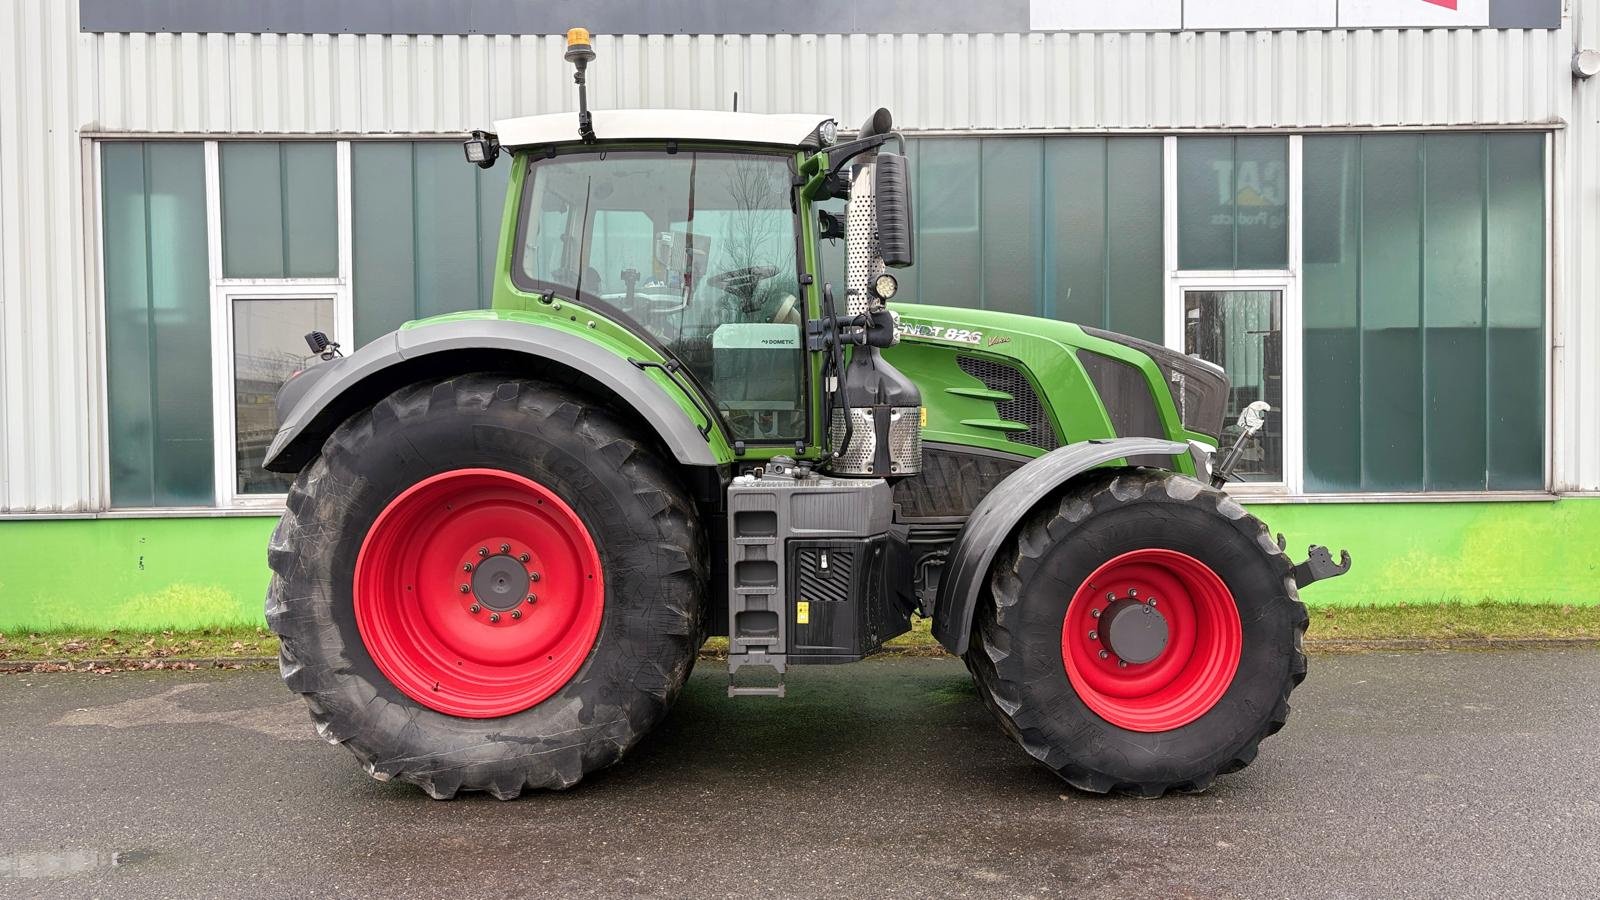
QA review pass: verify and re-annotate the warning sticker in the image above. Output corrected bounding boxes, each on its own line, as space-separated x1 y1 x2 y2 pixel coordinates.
796 600 810 625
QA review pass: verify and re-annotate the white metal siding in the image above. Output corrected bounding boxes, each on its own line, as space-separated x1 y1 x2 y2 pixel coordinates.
1561 0 1600 491
76 28 1569 135
3 11 1599 511
0 0 95 512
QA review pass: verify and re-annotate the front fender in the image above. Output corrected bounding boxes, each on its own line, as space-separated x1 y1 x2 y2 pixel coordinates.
261 318 721 473
930 437 1203 656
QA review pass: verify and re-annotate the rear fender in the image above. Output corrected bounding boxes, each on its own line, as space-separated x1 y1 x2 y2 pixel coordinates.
930 437 1204 656
261 319 721 473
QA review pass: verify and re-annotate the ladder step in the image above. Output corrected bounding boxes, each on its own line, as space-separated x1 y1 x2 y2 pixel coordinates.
728 683 786 698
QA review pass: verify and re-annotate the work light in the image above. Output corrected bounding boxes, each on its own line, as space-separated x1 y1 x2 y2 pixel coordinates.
463 130 500 169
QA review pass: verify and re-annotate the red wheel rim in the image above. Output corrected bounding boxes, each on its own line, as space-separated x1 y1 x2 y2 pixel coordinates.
1060 549 1241 732
353 468 604 718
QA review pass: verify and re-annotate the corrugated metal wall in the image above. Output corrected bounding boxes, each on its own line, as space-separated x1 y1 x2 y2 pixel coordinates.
76 28 1570 134
2 4 1598 511
0 0 95 513
1561 0 1600 491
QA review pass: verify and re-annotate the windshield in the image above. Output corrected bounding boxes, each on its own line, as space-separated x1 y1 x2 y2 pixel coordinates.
515 151 807 442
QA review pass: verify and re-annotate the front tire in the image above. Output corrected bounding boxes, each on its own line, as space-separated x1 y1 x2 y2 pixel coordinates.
266 374 706 798
964 468 1308 797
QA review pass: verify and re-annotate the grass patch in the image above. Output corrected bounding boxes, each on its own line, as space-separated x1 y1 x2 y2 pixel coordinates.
2 602 1595 666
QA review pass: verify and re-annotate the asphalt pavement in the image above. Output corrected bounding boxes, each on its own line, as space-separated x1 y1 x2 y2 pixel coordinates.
0 649 1596 899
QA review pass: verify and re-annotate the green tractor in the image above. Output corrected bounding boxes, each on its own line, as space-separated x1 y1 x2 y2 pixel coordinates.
263 29 1349 799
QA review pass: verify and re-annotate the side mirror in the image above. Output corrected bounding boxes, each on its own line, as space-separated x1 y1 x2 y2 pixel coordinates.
874 152 913 269
818 209 845 241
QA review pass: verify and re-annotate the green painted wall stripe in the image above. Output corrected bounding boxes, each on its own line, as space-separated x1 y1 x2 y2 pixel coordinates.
1 500 1595 631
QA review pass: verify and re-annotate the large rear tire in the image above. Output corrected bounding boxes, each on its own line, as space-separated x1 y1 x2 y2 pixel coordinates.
964 468 1307 797
266 374 705 798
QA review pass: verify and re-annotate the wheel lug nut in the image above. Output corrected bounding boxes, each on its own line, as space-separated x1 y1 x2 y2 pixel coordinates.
1098 650 1110 660
1128 588 1138 597
1118 660 1128 668
459 584 470 593
500 543 510 553
489 613 500 623
1090 609 1101 618
462 563 473 572
511 610 522 620
529 572 541 582
478 547 489 557
519 553 530 563
1148 598 1158 607
527 594 537 604
1088 630 1098 640
469 604 481 614
1106 592 1116 602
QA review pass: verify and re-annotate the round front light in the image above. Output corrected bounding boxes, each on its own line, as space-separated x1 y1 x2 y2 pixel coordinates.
818 119 838 145
871 273 898 300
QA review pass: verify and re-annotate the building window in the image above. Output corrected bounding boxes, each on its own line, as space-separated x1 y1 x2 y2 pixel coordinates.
102 142 215 507
1300 133 1545 493
1184 289 1284 482
219 142 338 278
879 136 1165 342
1178 136 1288 270
351 142 510 347
100 138 506 509
229 295 337 495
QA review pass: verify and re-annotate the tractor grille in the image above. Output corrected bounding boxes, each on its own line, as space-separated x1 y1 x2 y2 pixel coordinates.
955 357 1060 451
1077 350 1169 467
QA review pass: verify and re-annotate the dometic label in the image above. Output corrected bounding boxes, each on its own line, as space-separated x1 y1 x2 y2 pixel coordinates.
896 321 984 345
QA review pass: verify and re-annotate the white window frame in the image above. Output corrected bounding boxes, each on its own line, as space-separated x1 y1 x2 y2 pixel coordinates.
1162 135 1304 498
205 140 353 510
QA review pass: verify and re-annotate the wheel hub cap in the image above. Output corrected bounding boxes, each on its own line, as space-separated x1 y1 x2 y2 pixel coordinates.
471 554 531 612
1100 598 1169 664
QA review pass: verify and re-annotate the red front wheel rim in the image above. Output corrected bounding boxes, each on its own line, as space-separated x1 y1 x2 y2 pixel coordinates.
353 468 604 718
1060 548 1241 732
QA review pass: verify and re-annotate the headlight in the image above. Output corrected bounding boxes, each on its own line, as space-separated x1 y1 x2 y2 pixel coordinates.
870 272 898 300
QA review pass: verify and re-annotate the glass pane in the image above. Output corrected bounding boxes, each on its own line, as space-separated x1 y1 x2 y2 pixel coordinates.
516 152 806 441
282 144 338 276
913 139 981 308
233 298 336 494
1178 137 1287 269
1485 133 1545 490
1359 135 1424 491
1301 132 1545 494
1105 137 1165 342
1421 134 1487 490
221 143 284 278
103 142 215 508
1301 136 1363 492
221 142 336 278
351 142 416 346
1177 137 1236 269
980 138 1041 315
353 142 510 347
1233 137 1288 269
1184 290 1283 482
1045 139 1106 326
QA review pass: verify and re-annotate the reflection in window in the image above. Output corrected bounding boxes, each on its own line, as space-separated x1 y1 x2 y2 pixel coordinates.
1177 137 1288 270
516 152 806 441
232 298 335 494
220 142 338 278
1184 290 1283 482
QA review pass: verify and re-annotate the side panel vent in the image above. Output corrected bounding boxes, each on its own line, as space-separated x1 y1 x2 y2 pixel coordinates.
955 356 1060 451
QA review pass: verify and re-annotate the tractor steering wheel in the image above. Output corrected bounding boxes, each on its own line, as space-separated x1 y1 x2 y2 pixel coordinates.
707 265 779 295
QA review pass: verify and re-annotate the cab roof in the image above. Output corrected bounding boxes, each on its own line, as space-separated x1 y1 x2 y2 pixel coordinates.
494 109 835 151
